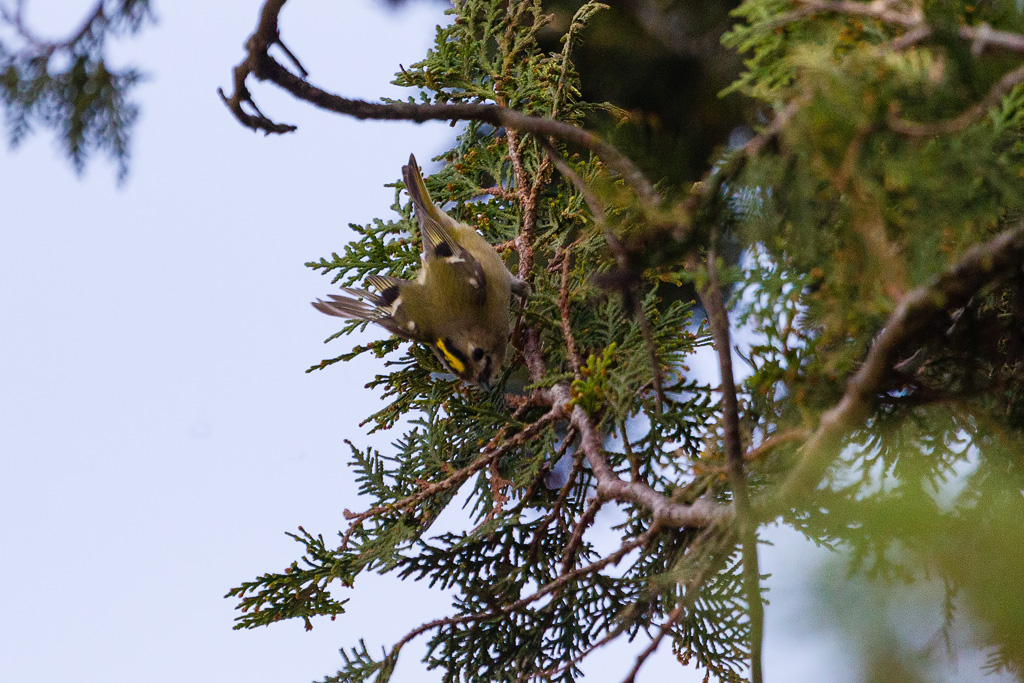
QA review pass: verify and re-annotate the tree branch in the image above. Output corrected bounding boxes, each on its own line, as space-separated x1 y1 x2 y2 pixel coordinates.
888 62 1024 136
549 384 730 529
385 525 661 667
766 223 1024 512
698 243 764 683
219 0 660 210
791 1 1024 54
339 405 564 550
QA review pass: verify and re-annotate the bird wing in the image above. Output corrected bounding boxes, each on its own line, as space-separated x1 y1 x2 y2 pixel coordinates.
402 154 487 304
312 277 423 341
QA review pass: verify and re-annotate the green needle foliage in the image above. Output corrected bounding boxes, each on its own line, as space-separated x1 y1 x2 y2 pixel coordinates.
231 2 749 681
220 0 1024 681
4 0 1023 679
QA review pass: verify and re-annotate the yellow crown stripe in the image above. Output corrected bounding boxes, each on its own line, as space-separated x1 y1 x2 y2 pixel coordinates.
435 338 465 374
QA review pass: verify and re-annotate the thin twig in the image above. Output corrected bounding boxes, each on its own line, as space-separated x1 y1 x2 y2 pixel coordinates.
560 496 603 573
621 604 686 683
2 0 106 54
558 244 584 377
532 625 625 681
508 423 579 523
477 186 518 202
525 434 584 564
744 427 811 463
741 97 805 158
621 526 737 683
274 37 308 78
385 526 660 658
540 140 666 410
340 406 564 549
668 97 805 248
619 418 643 482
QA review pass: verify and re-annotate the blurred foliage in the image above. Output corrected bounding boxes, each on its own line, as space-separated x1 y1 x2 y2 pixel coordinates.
810 444 1024 681
0 0 154 182
725 0 1024 678
534 0 746 191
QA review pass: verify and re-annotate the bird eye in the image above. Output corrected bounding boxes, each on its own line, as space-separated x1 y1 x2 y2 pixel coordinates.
472 348 485 362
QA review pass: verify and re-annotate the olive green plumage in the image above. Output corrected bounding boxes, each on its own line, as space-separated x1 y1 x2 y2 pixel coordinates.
313 154 525 386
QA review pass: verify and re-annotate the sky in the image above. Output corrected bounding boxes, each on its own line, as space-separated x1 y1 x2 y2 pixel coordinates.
0 2 1004 683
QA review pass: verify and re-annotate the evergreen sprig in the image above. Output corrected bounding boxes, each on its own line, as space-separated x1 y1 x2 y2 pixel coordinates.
228 1 734 680
222 0 1024 680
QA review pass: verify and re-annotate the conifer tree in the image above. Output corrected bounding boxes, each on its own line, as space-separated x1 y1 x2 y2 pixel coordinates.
204 0 1024 681
0 0 154 182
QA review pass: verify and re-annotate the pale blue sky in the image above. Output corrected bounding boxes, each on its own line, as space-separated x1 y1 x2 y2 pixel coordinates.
0 2 979 682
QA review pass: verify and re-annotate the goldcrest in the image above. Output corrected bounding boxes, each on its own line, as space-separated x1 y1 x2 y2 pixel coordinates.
313 154 526 386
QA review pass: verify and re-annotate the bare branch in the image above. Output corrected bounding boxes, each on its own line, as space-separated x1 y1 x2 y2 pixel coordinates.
219 0 660 211
556 385 730 529
216 0 297 134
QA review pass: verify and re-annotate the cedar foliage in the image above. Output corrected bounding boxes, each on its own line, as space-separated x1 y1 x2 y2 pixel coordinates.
222 0 1024 680
7 0 1024 680
231 3 750 680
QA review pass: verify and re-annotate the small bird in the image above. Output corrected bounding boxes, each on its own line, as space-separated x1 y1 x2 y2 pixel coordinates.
313 154 526 386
